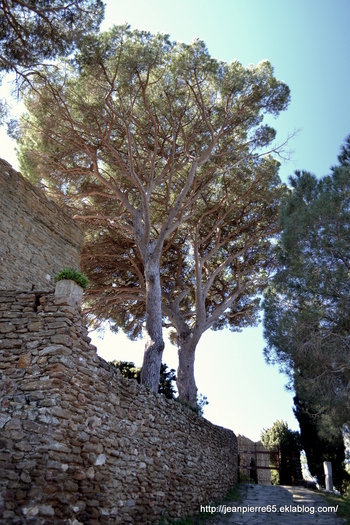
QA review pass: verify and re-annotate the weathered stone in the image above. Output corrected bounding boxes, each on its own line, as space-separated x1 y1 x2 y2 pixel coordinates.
0 339 22 349
20 472 32 484
17 460 37 470
38 505 55 516
0 161 83 292
23 420 41 433
17 353 32 368
77 431 90 443
64 480 79 492
0 322 15 333
20 379 52 391
51 407 71 420
22 506 39 517
26 340 40 349
39 344 69 356
46 362 70 374
4 418 22 431
50 442 71 453
72 469 86 481
28 322 43 332
55 280 84 308
94 454 106 466
86 467 95 479
0 414 11 429
14 441 32 452
50 334 74 347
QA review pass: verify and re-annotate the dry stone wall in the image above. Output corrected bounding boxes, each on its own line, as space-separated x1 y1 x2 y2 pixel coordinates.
0 287 238 524
0 159 83 292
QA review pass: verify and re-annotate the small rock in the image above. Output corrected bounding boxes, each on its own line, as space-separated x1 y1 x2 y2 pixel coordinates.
22 507 39 517
18 353 32 368
94 454 106 466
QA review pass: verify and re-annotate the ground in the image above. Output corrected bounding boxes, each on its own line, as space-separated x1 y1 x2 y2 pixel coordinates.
200 484 345 525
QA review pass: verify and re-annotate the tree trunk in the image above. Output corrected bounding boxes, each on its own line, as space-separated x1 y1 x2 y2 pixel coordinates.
177 331 201 406
140 257 165 392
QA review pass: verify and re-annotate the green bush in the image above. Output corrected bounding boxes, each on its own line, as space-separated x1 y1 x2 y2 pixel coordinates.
56 268 89 290
110 361 177 400
175 394 209 417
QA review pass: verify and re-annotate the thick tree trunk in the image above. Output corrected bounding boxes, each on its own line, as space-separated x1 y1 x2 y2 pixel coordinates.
177 332 201 406
140 257 165 392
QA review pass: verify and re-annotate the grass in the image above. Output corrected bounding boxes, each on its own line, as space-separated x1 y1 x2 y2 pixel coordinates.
321 491 350 525
156 483 245 525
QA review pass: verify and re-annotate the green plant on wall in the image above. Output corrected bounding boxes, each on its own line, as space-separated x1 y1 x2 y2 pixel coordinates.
56 268 89 289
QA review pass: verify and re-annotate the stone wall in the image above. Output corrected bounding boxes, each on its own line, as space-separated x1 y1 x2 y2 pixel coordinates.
0 287 238 524
0 160 83 292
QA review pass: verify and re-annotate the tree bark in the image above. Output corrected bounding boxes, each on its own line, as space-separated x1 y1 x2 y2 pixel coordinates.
140 257 165 392
177 331 201 406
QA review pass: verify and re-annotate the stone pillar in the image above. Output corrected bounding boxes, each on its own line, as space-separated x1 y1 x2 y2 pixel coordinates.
323 461 333 491
54 279 84 307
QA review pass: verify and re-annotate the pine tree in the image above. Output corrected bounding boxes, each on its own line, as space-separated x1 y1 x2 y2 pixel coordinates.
17 25 290 392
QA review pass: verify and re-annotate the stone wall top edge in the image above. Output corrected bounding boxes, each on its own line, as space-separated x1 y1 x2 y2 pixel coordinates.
94 353 237 439
0 289 55 296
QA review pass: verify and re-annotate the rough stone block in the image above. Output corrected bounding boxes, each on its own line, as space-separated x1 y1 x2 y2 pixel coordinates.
17 353 32 368
0 322 15 333
54 280 84 307
50 334 74 347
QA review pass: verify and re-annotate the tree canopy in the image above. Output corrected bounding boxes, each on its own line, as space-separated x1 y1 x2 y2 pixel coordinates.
17 25 290 393
263 136 350 488
263 138 350 432
0 0 104 74
0 0 104 127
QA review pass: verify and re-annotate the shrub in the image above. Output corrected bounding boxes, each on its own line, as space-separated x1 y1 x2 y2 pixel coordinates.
175 394 209 417
56 268 89 289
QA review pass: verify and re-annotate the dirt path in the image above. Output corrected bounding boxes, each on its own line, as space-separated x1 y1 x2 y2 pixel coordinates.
206 484 344 524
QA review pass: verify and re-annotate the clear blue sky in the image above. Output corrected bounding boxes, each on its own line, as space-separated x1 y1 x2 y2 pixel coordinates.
1 0 350 441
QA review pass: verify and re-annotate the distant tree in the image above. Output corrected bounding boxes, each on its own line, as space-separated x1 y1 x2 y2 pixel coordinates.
17 25 290 393
110 360 141 381
196 393 209 417
158 363 177 400
263 138 350 430
110 360 177 400
261 420 302 485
